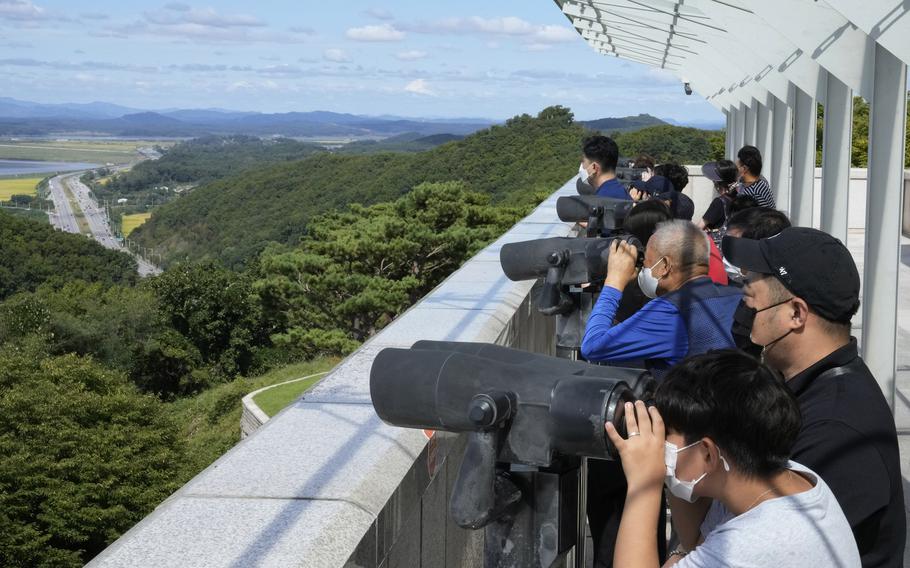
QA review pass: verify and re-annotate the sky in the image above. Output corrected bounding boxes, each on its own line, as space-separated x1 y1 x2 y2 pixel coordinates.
0 0 723 122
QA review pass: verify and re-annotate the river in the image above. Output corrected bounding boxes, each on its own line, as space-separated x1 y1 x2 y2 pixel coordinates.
0 159 100 176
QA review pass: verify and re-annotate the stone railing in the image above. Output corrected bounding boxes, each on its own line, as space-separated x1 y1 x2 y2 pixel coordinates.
87 177 580 568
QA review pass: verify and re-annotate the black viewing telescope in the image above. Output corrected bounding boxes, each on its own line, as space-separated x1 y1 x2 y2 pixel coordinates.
369 341 655 567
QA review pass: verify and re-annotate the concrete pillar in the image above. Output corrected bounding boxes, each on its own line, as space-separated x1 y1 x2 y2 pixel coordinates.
757 94 774 196
819 73 852 244
861 44 908 408
791 86 817 227
772 87 794 214
735 102 747 155
744 99 758 146
725 108 734 160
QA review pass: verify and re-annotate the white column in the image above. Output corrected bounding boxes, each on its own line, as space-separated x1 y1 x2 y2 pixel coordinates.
772 87 794 214
791 86 817 227
735 102 747 155
819 73 852 244
861 44 908 408
756 93 774 186
725 108 734 160
744 99 758 146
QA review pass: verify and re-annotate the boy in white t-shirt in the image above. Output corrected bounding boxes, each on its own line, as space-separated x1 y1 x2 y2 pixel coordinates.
605 350 860 568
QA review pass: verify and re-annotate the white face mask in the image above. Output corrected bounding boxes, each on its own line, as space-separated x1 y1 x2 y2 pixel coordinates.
637 257 666 299
664 440 730 503
579 162 591 184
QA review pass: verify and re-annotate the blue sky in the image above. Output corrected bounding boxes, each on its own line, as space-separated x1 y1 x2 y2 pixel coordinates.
0 0 722 122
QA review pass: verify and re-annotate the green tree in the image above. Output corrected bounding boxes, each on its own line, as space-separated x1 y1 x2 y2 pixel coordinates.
256 182 531 357
0 350 184 567
149 261 273 379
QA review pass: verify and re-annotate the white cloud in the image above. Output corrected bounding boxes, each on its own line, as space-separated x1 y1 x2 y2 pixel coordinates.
364 8 393 20
395 50 426 61
323 48 350 63
404 78 434 96
0 0 55 21
523 43 552 52
346 23 404 42
145 6 265 28
404 17 577 44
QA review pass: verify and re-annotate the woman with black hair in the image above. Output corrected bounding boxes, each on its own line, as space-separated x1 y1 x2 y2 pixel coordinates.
698 160 739 231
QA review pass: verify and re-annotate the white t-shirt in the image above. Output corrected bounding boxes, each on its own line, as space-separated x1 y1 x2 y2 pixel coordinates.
677 461 860 568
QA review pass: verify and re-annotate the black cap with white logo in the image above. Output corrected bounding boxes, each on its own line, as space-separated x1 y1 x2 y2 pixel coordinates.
722 227 861 323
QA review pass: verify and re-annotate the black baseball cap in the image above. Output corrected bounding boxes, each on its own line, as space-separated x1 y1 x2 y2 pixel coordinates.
630 175 674 198
722 227 860 322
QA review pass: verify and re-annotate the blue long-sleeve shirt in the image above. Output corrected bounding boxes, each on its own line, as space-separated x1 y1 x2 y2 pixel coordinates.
595 178 631 200
580 285 689 365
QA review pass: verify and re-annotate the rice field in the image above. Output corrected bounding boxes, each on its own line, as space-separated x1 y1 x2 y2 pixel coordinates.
0 177 41 200
122 212 152 236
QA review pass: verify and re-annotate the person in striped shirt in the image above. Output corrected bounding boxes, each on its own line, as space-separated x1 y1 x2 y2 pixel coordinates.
735 145 775 208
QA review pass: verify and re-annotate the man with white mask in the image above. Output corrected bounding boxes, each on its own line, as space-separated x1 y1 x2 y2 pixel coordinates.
605 350 860 567
581 220 741 379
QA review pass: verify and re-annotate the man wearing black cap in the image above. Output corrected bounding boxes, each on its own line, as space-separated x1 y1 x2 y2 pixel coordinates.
723 227 906 567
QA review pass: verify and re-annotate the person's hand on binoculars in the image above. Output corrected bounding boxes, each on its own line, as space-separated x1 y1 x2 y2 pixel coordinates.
605 401 666 494
603 239 639 291
629 188 646 202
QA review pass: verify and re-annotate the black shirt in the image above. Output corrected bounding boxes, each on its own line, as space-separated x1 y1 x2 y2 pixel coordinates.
701 196 728 229
788 339 906 567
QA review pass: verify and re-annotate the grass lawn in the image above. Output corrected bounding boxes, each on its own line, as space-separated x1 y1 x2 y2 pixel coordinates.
253 372 328 417
122 212 152 236
166 356 340 481
0 177 41 200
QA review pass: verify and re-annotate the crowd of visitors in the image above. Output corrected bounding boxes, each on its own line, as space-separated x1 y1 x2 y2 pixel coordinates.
572 135 905 568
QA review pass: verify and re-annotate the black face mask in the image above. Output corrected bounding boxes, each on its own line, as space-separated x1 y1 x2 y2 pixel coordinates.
749 297 795 353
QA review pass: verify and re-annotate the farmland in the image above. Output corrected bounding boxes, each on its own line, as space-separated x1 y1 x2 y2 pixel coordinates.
0 139 173 164
121 212 151 236
0 177 41 200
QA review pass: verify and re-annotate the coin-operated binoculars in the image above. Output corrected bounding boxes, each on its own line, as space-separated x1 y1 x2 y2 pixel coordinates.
556 195 634 238
370 341 655 568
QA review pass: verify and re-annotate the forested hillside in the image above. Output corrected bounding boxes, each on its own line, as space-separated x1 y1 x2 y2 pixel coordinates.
611 124 724 163
0 210 138 299
99 135 324 194
132 106 588 268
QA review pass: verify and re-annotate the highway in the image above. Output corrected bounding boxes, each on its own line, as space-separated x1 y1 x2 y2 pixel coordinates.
47 171 161 277
46 173 81 234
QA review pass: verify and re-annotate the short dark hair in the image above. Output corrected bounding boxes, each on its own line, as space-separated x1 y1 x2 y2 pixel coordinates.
656 350 801 477
624 200 672 246
737 145 763 176
726 207 791 239
582 135 619 172
632 154 655 170
653 163 689 192
729 194 759 214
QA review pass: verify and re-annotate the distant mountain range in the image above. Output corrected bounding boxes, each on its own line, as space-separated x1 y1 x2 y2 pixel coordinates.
0 97 720 138
0 97 499 138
